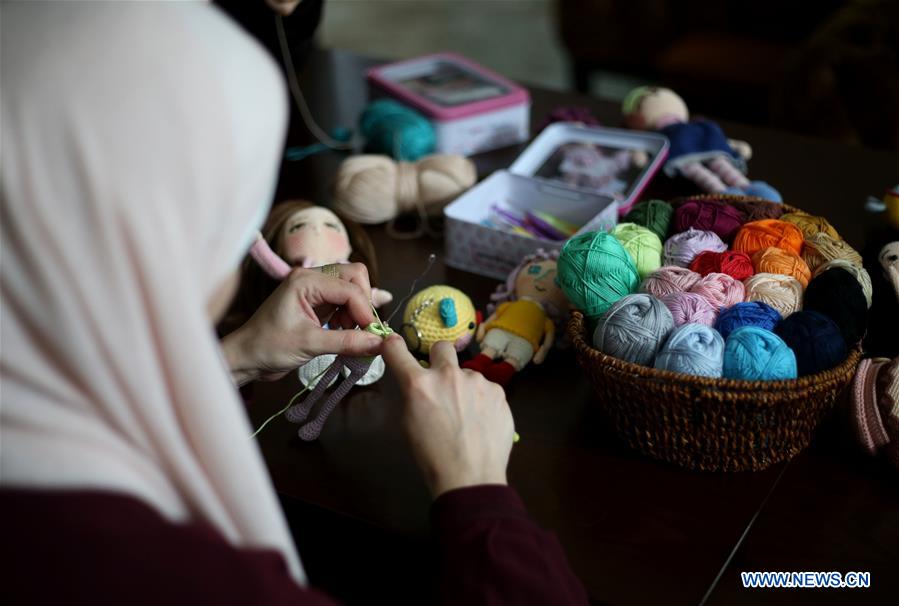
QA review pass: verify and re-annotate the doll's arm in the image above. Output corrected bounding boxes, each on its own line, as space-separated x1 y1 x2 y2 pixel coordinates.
532 319 554 365
249 232 291 280
372 288 393 308
476 311 498 342
728 139 752 161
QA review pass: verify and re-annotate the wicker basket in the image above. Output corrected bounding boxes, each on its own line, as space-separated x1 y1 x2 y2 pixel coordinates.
567 195 863 472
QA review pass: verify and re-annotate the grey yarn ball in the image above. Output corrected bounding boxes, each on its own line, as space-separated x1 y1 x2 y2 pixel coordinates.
593 293 674 365
654 323 725 377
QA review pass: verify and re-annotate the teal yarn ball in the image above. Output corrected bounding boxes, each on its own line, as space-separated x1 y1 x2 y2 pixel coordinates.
654 323 725 377
723 326 797 381
558 231 640 321
359 99 436 161
593 294 674 365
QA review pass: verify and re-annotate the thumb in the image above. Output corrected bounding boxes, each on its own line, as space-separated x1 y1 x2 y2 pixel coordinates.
308 328 383 358
381 334 423 381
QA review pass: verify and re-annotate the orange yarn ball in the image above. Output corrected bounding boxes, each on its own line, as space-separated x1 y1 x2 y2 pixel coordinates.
751 247 812 288
733 219 804 257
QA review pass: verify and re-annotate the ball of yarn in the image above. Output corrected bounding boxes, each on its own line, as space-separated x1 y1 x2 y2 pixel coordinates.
593 294 674 365
689 250 754 281
743 273 804 318
663 228 727 267
751 247 811 287
690 272 746 309
781 212 840 240
813 259 873 308
660 292 718 326
333 154 476 224
654 323 725 377
723 326 798 380
359 99 435 161
640 266 702 298
623 199 673 241
715 301 782 340
803 267 868 345
673 199 746 242
610 223 663 279
801 233 863 272
774 310 848 376
732 219 804 257
558 231 640 320
738 200 785 222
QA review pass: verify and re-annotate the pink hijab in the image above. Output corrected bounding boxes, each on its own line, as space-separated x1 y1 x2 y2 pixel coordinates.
1 2 305 583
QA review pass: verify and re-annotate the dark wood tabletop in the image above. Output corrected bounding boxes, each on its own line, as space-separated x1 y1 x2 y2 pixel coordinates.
252 48 899 606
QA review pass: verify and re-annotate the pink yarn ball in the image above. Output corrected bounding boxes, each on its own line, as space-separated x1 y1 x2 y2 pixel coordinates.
690 272 746 310
660 292 718 326
663 228 728 267
640 266 702 298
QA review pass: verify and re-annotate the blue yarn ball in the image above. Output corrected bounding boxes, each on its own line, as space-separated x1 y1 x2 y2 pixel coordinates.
774 311 848 376
654 323 725 377
724 181 783 203
723 326 797 380
359 99 435 161
715 301 782 340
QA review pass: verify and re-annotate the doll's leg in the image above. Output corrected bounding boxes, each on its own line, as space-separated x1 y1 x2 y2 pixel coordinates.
708 156 750 188
680 161 727 193
285 359 344 424
298 358 372 441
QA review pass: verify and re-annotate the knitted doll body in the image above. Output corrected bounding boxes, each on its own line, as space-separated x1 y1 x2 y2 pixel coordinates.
659 120 747 178
480 300 553 368
463 251 567 386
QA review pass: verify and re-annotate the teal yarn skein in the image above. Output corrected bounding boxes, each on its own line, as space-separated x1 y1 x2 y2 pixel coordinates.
593 294 674 365
654 323 725 377
723 326 797 380
558 231 640 321
359 99 436 161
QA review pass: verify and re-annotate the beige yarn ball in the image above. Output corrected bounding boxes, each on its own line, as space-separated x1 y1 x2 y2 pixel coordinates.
743 272 804 318
801 233 863 272
333 154 476 224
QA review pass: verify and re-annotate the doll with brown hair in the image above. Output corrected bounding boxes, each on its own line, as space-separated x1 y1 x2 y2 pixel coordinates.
231 200 395 403
462 250 568 386
235 200 392 323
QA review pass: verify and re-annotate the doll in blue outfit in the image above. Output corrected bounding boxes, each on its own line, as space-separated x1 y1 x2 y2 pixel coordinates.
623 86 780 201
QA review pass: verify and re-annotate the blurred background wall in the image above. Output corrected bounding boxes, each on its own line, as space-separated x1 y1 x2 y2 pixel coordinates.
229 0 899 151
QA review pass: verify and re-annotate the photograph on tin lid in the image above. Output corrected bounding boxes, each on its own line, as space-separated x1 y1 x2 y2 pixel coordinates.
398 60 509 107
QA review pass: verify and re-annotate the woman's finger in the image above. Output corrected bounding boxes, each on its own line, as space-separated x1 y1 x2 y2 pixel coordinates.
429 340 459 370
294 270 376 329
381 335 423 384
317 262 372 304
305 326 383 358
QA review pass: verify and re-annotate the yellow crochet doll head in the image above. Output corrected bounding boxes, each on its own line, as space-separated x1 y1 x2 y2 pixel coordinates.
400 285 478 355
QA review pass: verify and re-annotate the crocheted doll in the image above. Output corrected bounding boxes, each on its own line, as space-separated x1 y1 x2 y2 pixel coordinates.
462 250 568 385
622 86 780 200
242 201 393 440
399 285 479 355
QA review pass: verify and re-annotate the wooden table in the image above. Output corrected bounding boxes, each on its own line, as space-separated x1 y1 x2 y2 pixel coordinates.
252 48 899 606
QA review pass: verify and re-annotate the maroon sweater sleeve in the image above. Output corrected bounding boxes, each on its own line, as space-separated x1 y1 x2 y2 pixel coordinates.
431 485 589 606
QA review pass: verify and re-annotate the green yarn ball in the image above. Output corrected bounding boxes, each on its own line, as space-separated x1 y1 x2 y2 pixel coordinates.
623 199 673 241
610 222 663 279
558 230 640 321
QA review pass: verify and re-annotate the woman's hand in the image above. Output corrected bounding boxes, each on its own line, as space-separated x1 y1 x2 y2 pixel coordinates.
264 0 302 17
222 265 380 386
381 336 515 498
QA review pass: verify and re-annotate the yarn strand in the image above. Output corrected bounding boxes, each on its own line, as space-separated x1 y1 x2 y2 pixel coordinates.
251 364 332 438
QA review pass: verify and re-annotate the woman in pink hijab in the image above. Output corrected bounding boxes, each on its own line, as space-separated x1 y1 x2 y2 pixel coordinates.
0 3 586 604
